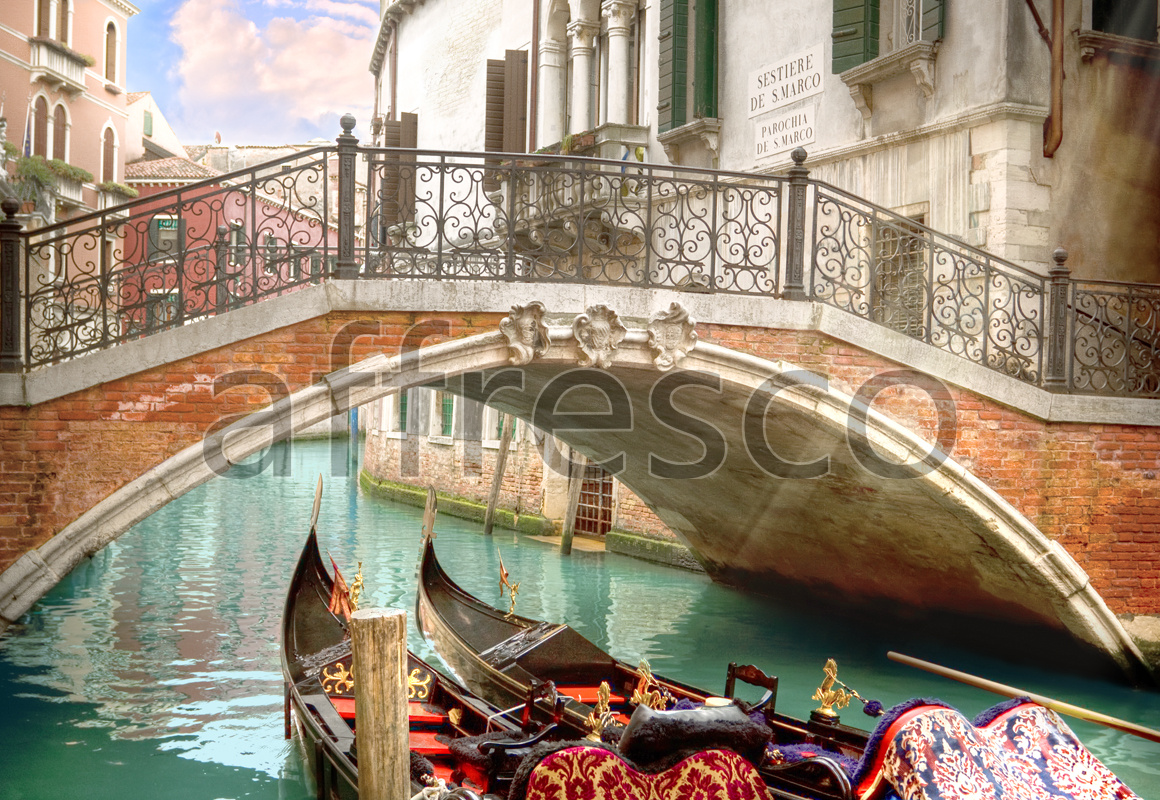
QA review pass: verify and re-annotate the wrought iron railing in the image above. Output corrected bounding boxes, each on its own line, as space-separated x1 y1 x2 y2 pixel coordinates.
0 116 1157 399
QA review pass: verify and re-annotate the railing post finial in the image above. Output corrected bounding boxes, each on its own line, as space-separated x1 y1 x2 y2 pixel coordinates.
336 114 360 279
783 148 810 301
1044 246 1071 391
0 197 24 373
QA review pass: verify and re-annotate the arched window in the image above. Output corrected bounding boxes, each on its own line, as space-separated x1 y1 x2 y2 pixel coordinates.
102 128 116 183
52 105 67 161
33 97 49 158
57 0 70 43
105 22 117 83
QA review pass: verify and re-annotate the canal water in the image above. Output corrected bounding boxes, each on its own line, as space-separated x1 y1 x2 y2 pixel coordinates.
1 439 1159 799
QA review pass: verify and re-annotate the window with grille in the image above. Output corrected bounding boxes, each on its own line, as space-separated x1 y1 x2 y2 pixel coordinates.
397 391 408 431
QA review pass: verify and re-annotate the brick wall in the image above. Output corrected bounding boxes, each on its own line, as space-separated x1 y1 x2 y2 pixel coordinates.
0 311 500 573
2 314 1157 615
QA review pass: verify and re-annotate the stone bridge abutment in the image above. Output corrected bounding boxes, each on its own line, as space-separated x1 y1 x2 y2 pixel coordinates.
0 282 1157 677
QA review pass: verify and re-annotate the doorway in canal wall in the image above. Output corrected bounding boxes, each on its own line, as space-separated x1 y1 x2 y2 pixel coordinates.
574 463 614 535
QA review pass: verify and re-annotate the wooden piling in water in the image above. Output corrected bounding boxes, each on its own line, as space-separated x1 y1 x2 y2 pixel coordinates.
483 414 514 536
350 607 409 800
560 450 587 556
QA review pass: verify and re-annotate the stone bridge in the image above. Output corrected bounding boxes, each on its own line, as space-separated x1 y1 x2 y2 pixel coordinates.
0 132 1157 678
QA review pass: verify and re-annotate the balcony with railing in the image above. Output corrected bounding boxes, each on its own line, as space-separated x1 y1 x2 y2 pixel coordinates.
29 38 88 96
1 117 1157 397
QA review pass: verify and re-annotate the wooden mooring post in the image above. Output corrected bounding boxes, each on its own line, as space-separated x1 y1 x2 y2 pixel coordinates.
483 413 514 536
350 608 409 800
560 450 587 556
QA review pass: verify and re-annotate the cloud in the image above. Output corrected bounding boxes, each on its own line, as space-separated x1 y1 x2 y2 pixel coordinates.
168 0 377 144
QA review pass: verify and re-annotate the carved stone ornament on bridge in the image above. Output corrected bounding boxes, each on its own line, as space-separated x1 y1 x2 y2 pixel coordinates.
647 303 697 371
573 305 626 369
499 302 550 365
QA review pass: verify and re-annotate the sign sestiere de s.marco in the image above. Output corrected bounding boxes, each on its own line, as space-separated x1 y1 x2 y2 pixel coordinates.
748 44 824 118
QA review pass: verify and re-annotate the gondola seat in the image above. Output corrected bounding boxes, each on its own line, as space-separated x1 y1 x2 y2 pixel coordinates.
521 745 773 800
852 698 1142 800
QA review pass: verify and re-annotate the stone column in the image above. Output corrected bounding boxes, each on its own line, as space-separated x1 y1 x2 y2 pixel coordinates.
538 38 568 147
602 0 635 125
567 19 599 133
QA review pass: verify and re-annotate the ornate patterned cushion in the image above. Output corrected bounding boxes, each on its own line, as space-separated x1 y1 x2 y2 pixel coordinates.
525 746 772 800
855 701 1140 800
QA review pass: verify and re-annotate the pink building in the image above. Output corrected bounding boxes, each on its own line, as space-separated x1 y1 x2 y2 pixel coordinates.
0 0 138 219
120 156 341 331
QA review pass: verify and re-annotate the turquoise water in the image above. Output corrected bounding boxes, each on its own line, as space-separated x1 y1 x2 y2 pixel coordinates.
1 439 1159 799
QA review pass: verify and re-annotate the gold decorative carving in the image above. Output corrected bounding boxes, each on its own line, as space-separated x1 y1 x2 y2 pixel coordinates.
349 562 363 612
631 659 673 710
811 658 869 719
498 550 520 618
322 661 355 695
573 305 626 369
500 302 550 365
585 681 614 740
647 302 697 371
408 667 433 700
448 708 462 726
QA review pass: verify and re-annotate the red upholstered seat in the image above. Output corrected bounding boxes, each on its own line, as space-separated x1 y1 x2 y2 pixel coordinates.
525 746 772 800
855 702 1141 800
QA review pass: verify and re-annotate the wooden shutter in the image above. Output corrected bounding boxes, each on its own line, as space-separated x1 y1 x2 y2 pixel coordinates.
503 50 529 152
33 98 48 158
379 111 418 236
52 105 66 161
832 0 879 74
485 59 506 154
921 0 945 41
484 51 528 190
657 0 689 133
691 0 718 120
102 128 115 182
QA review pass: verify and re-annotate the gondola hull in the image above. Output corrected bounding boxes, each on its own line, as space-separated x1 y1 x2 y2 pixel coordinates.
282 530 544 800
416 537 872 800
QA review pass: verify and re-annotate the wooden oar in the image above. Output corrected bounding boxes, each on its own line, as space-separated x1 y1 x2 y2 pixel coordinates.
309 474 323 535
888 651 1160 744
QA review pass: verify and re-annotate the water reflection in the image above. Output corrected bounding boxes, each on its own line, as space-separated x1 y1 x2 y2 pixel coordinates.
0 439 1157 799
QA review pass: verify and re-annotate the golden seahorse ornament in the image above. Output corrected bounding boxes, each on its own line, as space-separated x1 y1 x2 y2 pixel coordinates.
585 681 614 740
811 658 853 718
631 659 673 710
498 551 520 618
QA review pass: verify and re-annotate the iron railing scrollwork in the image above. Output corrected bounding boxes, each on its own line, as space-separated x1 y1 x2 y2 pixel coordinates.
0 124 1157 399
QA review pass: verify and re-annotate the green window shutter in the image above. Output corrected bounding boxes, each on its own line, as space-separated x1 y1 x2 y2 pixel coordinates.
398 391 408 431
147 218 159 260
143 110 153 137
832 0 879 74
657 0 688 133
691 0 718 119
921 0 944 41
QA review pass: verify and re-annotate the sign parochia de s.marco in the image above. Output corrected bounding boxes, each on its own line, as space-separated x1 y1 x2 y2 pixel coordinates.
748 44 824 159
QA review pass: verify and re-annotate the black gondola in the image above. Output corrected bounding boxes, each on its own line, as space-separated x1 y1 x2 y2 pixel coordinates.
415 534 1147 800
416 534 869 800
281 523 559 800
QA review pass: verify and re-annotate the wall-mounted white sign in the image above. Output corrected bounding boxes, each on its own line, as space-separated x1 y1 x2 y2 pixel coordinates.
748 44 825 119
755 105 816 159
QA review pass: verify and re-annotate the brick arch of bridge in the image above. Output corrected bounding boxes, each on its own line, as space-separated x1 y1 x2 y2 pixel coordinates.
0 308 1151 677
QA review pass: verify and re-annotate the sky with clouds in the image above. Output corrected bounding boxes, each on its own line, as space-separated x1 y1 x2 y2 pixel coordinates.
127 0 379 147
